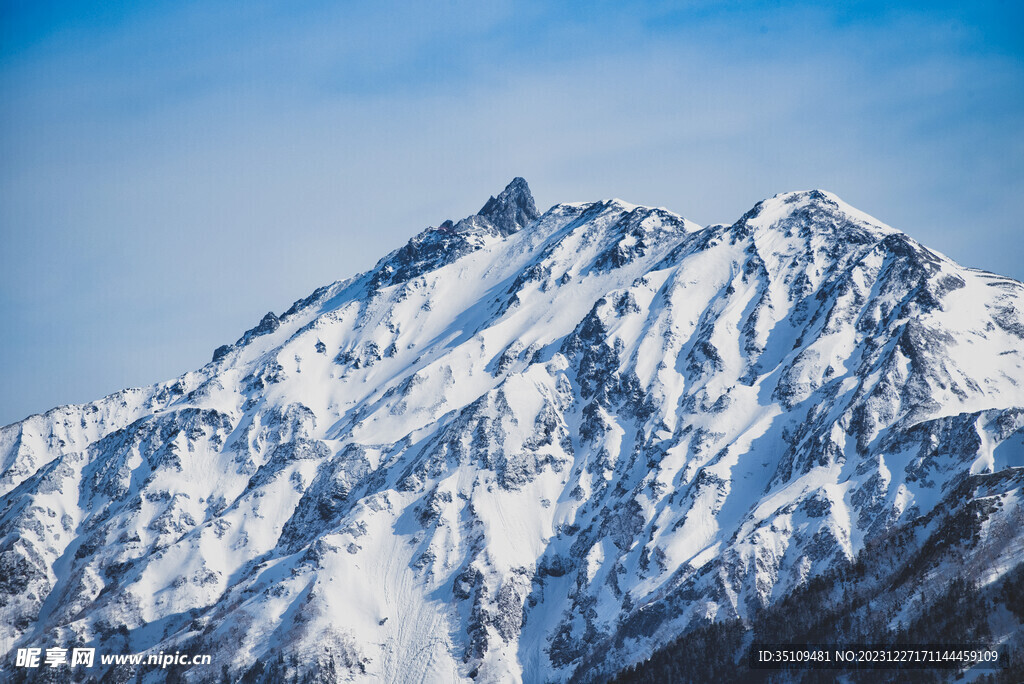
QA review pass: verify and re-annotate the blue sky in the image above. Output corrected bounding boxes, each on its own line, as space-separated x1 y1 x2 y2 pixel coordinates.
1 1 1022 425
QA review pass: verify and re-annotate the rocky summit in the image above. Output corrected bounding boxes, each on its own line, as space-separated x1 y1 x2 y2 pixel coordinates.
2 179 1023 683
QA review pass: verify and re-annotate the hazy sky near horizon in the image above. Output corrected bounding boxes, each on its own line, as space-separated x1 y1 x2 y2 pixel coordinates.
1 1 1022 425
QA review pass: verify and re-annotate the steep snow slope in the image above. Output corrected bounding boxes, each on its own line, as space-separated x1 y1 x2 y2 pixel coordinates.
1 180 1023 682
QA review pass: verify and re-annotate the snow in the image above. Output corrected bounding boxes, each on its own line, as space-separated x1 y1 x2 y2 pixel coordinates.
2 181 1023 682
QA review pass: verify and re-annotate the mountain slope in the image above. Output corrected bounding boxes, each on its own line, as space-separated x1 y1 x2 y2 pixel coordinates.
2 179 1023 683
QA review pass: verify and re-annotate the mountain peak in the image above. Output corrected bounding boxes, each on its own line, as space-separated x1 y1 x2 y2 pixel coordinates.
739 188 897 237
7 182 1023 684
477 176 540 236
362 178 539 291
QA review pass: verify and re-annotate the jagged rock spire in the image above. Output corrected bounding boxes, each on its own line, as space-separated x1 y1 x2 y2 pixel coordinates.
477 177 540 236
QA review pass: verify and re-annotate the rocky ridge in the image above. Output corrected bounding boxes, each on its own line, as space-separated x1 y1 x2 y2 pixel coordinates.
1 179 1023 682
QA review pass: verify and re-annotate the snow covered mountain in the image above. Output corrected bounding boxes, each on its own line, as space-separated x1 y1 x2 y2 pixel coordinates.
2 179 1023 683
